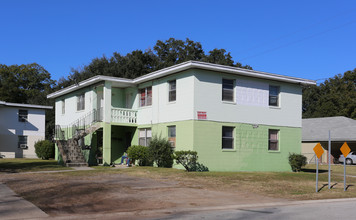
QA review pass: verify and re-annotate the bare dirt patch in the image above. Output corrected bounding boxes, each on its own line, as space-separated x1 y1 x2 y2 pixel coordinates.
0 168 288 218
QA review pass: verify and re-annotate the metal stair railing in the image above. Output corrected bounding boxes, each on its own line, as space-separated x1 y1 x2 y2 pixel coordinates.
55 107 103 141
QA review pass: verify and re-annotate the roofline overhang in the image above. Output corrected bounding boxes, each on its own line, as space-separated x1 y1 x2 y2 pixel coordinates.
0 101 53 109
47 61 316 99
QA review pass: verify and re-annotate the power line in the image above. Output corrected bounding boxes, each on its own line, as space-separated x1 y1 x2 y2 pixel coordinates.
238 8 356 54
239 18 356 61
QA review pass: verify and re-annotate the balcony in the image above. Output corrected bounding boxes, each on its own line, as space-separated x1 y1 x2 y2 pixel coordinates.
111 107 137 124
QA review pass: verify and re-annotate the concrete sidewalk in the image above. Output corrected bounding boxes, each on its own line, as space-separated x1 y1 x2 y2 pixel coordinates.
0 183 48 220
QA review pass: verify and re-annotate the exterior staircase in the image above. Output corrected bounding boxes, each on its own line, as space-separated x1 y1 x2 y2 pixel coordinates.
55 109 102 167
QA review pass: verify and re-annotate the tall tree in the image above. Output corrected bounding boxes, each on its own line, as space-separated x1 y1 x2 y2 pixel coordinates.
0 63 56 139
55 38 252 90
0 63 54 104
302 69 356 119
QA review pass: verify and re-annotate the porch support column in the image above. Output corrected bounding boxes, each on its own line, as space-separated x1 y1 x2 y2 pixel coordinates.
103 81 112 123
103 81 112 165
103 123 111 165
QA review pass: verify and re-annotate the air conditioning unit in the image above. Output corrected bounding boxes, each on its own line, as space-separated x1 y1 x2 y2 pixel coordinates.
19 144 28 149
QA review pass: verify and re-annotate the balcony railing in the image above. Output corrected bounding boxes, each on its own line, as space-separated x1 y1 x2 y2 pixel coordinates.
111 107 137 124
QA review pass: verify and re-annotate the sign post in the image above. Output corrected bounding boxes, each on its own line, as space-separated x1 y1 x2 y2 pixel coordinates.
313 143 324 193
328 130 331 189
340 142 351 191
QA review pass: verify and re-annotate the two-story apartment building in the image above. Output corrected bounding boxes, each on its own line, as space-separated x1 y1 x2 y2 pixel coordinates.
0 101 52 158
48 61 315 171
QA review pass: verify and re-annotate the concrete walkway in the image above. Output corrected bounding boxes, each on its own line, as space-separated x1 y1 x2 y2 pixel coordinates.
0 183 48 220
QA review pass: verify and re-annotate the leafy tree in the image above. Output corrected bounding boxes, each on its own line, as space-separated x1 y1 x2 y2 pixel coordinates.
0 63 54 104
303 69 356 119
0 63 55 139
54 38 252 89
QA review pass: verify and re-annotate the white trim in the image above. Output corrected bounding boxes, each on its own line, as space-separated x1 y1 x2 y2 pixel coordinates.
47 61 316 99
0 101 52 109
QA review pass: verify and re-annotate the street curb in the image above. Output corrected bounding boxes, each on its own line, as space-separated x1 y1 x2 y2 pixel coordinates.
27 197 356 220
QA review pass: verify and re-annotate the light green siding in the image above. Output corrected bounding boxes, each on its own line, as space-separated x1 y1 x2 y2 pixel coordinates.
112 87 125 108
193 121 301 171
56 119 300 171
138 120 300 171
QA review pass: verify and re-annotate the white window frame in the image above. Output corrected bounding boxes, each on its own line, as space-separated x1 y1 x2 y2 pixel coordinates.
61 99 65 114
18 109 28 122
139 87 152 107
268 129 279 151
269 85 280 107
168 126 176 148
18 135 28 149
168 80 176 102
222 79 234 102
222 126 234 149
77 93 85 111
139 128 152 147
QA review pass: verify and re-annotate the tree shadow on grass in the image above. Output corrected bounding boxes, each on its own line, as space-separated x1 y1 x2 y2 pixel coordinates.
346 184 354 190
301 168 328 173
0 160 62 173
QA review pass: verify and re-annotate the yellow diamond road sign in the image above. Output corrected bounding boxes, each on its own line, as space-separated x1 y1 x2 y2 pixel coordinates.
313 143 324 159
340 142 351 158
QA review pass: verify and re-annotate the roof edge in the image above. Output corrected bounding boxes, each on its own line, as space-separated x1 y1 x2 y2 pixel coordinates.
48 61 316 99
0 101 53 109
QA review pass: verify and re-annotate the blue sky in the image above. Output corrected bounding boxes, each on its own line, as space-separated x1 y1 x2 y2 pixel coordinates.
1 0 355 83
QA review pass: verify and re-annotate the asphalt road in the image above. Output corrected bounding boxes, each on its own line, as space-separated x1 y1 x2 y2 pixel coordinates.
155 199 356 220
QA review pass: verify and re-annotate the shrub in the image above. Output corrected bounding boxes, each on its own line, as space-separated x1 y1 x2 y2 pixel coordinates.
288 153 307 172
127 145 152 166
148 136 173 168
192 162 209 172
173 150 209 172
35 140 55 160
173 150 198 171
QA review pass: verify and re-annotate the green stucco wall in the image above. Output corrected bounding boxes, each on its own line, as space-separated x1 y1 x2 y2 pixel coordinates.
192 121 301 171
56 119 300 171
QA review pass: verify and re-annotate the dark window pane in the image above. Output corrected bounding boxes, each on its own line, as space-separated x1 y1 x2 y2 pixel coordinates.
269 96 278 106
222 127 233 137
168 126 176 137
222 79 234 101
269 86 279 106
222 138 233 149
222 127 234 149
169 91 176 102
268 130 279 151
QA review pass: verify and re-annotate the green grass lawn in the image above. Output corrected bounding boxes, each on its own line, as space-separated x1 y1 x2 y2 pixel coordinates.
0 158 71 173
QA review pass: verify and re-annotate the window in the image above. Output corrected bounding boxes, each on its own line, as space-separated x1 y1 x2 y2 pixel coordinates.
168 80 176 102
61 100 65 114
77 93 85 111
18 110 28 122
18 136 28 149
139 87 152 107
139 128 152 146
222 79 234 102
168 126 176 148
268 129 279 151
269 86 280 106
222 126 234 149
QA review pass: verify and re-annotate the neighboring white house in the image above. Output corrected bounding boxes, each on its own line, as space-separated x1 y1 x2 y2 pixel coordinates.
0 101 52 158
48 61 316 171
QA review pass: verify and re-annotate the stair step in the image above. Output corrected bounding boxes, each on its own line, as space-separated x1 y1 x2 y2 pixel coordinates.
66 162 88 167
